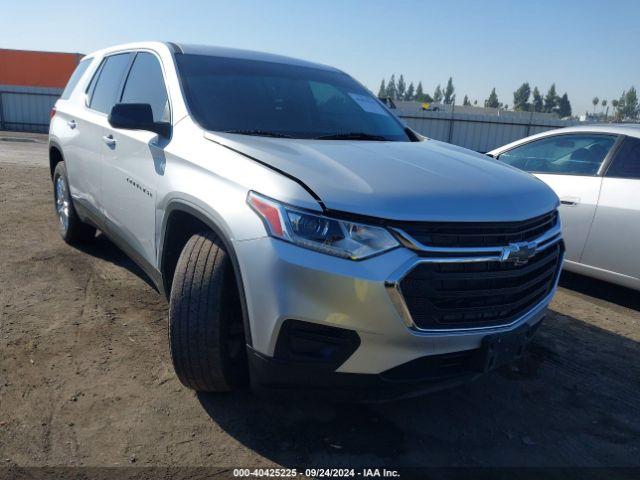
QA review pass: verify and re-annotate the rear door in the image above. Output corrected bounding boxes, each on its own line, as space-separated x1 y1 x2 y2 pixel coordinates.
497 133 619 263
57 57 103 218
52 57 93 206
70 53 133 222
581 136 640 280
100 51 171 268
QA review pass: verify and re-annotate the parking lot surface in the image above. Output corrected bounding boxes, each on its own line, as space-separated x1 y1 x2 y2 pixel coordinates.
1 135 639 471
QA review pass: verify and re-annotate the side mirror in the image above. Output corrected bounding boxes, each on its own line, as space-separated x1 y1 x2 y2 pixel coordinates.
108 103 171 138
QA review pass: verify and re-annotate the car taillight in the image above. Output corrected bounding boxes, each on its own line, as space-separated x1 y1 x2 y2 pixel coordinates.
50 106 57 119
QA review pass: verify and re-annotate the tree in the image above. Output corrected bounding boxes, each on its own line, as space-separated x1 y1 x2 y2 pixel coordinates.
601 99 607 112
377 79 386 98
397 74 406 101
612 99 620 120
433 84 443 103
513 82 531 111
415 81 424 101
592 97 599 114
443 77 455 104
463 94 471 106
414 83 433 103
406 82 415 101
622 86 639 119
532 87 543 112
616 91 627 120
557 93 572 118
544 84 558 114
386 74 397 100
485 88 500 108
473 99 478 105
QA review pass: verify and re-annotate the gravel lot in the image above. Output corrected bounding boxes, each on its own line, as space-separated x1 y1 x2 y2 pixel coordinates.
1 134 639 474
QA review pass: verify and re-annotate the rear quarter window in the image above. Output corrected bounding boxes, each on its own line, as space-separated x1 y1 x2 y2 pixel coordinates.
60 58 91 100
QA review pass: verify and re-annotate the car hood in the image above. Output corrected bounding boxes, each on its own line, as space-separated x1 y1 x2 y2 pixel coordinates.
206 133 559 222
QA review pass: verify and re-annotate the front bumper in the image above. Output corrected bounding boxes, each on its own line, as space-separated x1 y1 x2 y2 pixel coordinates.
248 317 544 402
233 235 559 383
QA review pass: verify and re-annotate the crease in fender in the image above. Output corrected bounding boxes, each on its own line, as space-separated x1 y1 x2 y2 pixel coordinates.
203 133 327 212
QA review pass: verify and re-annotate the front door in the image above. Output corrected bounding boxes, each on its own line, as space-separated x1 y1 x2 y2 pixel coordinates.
533 173 602 263
100 51 171 268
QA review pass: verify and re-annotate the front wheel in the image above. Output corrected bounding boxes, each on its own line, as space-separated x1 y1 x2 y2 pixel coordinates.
53 161 96 245
168 231 248 392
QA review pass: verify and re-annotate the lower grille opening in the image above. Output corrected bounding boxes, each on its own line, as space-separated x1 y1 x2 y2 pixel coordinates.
400 243 563 330
381 350 480 382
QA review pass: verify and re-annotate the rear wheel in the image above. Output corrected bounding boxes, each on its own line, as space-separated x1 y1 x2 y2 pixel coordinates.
53 161 96 244
168 231 248 391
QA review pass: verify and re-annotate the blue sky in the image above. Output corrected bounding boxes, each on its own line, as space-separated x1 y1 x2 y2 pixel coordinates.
3 0 639 114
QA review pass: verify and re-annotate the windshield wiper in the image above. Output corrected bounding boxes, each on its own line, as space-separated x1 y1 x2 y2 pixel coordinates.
313 132 388 141
222 129 293 138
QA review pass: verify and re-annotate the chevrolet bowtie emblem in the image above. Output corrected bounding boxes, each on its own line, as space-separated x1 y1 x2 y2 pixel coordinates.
501 241 537 265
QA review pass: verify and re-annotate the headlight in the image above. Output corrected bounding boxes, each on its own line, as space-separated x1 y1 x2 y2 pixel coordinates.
247 191 399 260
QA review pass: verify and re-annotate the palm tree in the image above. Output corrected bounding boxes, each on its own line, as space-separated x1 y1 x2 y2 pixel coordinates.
592 97 599 114
612 99 619 120
601 99 607 119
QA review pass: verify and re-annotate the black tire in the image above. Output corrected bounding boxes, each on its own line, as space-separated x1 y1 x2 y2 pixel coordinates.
53 161 96 245
168 231 248 392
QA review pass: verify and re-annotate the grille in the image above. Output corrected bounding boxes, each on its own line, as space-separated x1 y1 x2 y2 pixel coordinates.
400 242 562 330
391 211 558 248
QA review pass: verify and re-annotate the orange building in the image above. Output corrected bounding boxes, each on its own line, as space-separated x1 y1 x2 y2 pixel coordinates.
0 48 82 89
0 49 83 132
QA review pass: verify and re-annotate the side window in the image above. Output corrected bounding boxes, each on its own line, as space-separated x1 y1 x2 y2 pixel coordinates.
606 137 640 180
120 52 170 122
61 58 91 100
89 53 132 114
499 134 617 176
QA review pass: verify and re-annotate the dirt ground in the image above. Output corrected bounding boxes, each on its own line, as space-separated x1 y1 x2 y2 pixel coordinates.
1 134 639 474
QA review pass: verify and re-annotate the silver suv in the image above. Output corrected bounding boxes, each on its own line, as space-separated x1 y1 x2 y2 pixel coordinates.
49 42 563 400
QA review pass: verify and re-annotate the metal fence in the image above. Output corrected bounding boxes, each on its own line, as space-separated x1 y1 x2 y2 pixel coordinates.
397 108 579 152
0 86 61 133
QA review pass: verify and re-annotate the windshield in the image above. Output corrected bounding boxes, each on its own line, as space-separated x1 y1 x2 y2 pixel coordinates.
175 54 411 141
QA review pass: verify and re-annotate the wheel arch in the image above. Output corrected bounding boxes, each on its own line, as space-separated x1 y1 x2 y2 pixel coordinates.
159 200 253 346
49 140 64 179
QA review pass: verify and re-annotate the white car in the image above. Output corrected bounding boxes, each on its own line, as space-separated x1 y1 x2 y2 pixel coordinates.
489 124 640 290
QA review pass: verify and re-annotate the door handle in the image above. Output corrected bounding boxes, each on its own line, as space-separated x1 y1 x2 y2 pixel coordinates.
102 134 116 147
67 119 76 129
560 197 580 206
